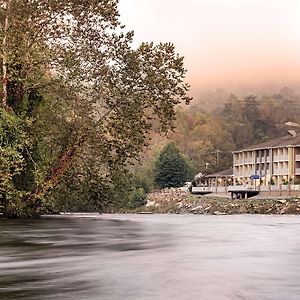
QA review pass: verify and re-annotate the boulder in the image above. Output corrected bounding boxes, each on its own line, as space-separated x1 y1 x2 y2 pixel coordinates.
190 205 203 212
146 201 156 207
277 199 287 204
213 211 227 215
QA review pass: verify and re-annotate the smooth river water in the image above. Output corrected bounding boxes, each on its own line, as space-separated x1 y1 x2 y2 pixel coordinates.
0 214 300 300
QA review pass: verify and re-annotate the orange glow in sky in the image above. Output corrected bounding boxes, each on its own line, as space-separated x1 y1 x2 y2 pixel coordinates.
119 0 300 95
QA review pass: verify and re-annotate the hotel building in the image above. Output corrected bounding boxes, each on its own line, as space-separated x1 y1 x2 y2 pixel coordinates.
233 131 300 185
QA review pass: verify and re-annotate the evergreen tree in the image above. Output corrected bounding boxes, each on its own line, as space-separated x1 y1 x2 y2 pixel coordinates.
154 143 193 188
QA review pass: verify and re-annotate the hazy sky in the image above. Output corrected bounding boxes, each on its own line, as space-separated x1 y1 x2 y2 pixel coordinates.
119 0 300 96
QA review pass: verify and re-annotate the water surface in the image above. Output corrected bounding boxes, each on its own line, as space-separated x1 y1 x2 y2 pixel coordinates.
0 214 300 300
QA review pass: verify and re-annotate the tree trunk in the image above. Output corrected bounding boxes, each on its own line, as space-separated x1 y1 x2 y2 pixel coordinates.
28 137 86 209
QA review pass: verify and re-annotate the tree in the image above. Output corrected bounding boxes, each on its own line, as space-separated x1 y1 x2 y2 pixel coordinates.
170 107 235 173
0 1 191 217
154 143 194 189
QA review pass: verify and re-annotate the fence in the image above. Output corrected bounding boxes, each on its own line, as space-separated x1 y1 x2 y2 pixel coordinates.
192 184 300 195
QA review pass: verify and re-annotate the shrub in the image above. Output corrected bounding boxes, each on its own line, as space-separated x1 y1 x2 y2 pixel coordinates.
127 188 147 209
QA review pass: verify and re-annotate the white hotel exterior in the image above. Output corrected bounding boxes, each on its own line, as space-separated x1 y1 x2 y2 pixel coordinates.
232 132 300 185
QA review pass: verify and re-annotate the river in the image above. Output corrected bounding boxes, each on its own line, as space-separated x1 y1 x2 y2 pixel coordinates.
0 214 300 300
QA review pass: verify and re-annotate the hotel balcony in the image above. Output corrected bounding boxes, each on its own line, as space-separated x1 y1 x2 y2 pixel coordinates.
273 155 288 162
253 157 270 164
273 168 288 175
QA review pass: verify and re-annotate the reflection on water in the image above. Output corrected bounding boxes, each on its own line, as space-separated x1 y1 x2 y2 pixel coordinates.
1 214 300 300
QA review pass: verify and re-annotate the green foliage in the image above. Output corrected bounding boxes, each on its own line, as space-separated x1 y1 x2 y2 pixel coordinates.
0 1 191 217
127 188 147 209
268 178 275 185
132 170 154 194
0 108 31 217
170 107 234 173
154 143 194 189
130 149 160 194
50 174 114 213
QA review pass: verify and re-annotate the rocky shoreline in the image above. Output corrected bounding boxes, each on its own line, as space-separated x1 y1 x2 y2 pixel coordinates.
133 190 300 215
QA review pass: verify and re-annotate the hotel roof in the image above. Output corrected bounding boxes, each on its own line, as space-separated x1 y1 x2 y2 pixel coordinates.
233 132 300 153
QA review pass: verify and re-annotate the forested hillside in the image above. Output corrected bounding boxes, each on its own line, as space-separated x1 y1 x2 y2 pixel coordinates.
133 87 300 191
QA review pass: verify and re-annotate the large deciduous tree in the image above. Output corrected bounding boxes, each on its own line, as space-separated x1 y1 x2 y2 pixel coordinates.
0 0 191 217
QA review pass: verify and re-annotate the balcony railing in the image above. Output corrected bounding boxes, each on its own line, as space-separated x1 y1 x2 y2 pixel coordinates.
254 157 270 163
273 155 288 162
193 185 300 193
273 168 288 175
235 157 271 165
191 187 212 193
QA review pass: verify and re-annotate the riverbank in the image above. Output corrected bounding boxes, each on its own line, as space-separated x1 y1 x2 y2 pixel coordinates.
130 190 300 215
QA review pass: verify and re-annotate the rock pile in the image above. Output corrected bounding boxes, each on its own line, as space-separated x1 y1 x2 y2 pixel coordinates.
141 190 300 215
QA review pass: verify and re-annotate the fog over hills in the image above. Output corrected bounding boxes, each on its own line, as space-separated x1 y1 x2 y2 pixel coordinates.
190 82 300 114
119 0 300 113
